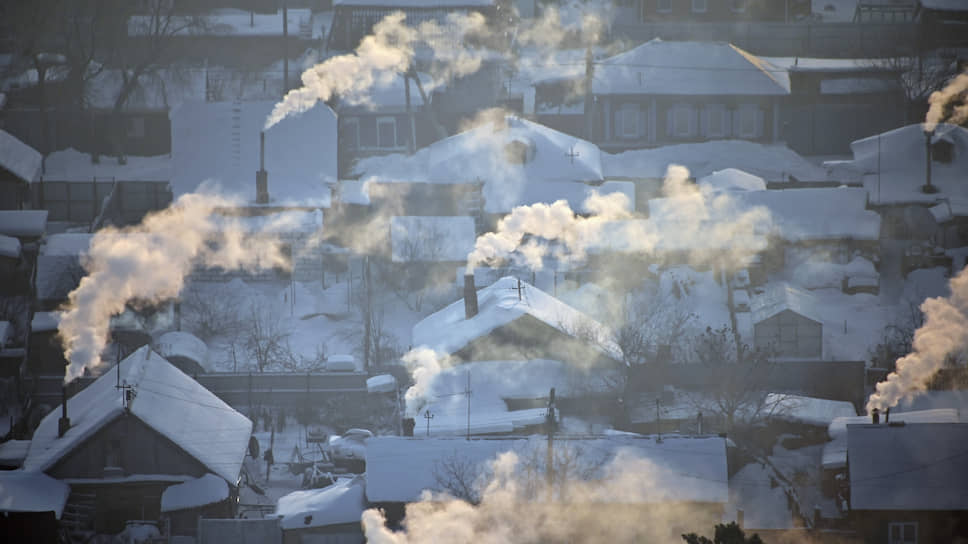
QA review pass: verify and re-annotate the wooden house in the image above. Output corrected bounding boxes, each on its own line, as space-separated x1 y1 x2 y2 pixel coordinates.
20 346 252 536
847 422 968 543
629 0 810 22
534 39 790 152
751 283 823 360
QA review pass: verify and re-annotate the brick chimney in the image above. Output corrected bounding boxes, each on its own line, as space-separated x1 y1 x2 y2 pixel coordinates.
463 274 479 319
57 385 70 437
256 131 269 204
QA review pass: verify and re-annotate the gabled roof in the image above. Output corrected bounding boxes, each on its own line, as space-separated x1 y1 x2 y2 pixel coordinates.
823 408 959 470
354 116 604 187
847 423 968 510
751 282 823 325
734 187 881 242
24 346 252 483
365 435 728 504
592 39 790 96
0 129 42 183
412 276 621 361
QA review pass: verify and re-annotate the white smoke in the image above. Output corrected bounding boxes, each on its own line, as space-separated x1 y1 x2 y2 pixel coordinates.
361 446 721 543
402 347 455 416
867 266 968 413
466 164 772 273
924 71 968 133
58 193 293 381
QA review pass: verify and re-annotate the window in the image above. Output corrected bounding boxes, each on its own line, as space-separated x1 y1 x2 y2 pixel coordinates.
704 105 727 138
616 105 641 139
342 117 360 150
670 105 695 138
731 0 746 12
692 0 707 13
657 0 672 12
376 117 397 149
105 439 121 468
888 522 917 544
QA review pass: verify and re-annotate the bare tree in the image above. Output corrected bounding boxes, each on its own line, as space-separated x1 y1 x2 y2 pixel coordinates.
871 55 962 123
243 303 291 372
180 283 243 341
433 450 489 504
386 221 449 312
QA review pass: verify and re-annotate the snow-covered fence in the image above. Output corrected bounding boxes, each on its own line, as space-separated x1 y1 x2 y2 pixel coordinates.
197 518 281 544
612 22 916 58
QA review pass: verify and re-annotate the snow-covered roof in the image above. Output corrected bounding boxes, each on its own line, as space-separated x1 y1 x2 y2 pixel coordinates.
503 180 634 215
760 57 898 73
751 282 823 325
353 116 604 187
276 476 367 530
822 408 959 470
848 423 968 510
929 198 968 223
217 209 324 234
365 435 728 504
0 440 30 467
591 39 789 96
0 234 20 258
337 72 433 111
852 124 968 206
390 216 476 262
40 233 92 256
156 331 209 372
698 169 767 192
0 129 42 183
603 140 826 181
40 148 172 183
30 311 60 333
734 187 880 242
0 471 70 518
412 276 621 361
920 0 968 11
170 100 336 203
820 77 899 95
334 0 494 6
160 473 229 512
0 210 47 238
366 374 397 393
767 394 857 427
24 346 252 483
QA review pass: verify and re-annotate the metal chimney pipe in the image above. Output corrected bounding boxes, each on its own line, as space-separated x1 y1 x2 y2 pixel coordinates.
923 130 937 194
884 407 890 424
58 385 70 437
463 274 479 319
872 407 880 424
256 131 269 204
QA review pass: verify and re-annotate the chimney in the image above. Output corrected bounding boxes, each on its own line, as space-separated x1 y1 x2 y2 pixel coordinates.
58 385 71 437
871 407 880 424
463 273 479 319
884 407 890 423
256 131 269 204
737 509 744 529
923 129 938 194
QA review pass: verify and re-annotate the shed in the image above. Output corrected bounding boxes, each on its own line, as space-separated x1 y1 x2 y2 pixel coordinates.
161 473 233 538
156 331 209 374
0 129 42 210
0 210 48 240
0 471 70 544
847 422 968 543
276 475 367 544
751 283 823 359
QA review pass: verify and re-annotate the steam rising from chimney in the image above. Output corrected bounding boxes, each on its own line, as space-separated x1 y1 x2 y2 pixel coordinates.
57 193 292 382
924 71 968 133
402 347 454 416
867 266 968 413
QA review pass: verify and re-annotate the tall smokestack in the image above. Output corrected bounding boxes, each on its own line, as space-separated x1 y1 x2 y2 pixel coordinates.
58 385 70 437
256 131 269 204
463 274 479 319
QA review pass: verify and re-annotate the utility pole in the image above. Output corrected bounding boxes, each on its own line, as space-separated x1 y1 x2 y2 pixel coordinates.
656 398 662 443
545 387 556 501
404 74 417 155
465 371 472 440
584 46 595 141
363 256 371 372
424 409 434 437
282 0 289 95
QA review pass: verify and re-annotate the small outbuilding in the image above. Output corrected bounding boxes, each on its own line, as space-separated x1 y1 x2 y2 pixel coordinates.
751 282 823 359
276 475 367 544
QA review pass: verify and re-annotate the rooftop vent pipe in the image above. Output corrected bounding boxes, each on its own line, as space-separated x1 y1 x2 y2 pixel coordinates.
463 274 479 319
256 131 269 204
58 385 70 437
923 128 938 194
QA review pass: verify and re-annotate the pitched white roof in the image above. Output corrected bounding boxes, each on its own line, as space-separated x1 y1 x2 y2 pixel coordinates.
822 408 959 470
698 169 767 192
734 187 880 242
751 282 823 325
24 346 252 482
365 435 728 504
276 475 367 530
0 234 20 258
0 471 70 518
847 423 968 510
156 331 209 372
592 39 790 96
0 210 47 238
160 473 229 512
0 129 42 183
354 116 604 186
390 216 476 262
412 276 621 361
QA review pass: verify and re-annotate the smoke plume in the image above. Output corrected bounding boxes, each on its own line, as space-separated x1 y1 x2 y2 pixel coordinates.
867 266 968 413
924 71 968 133
58 193 292 381
465 165 772 273
361 446 723 543
402 347 455 416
